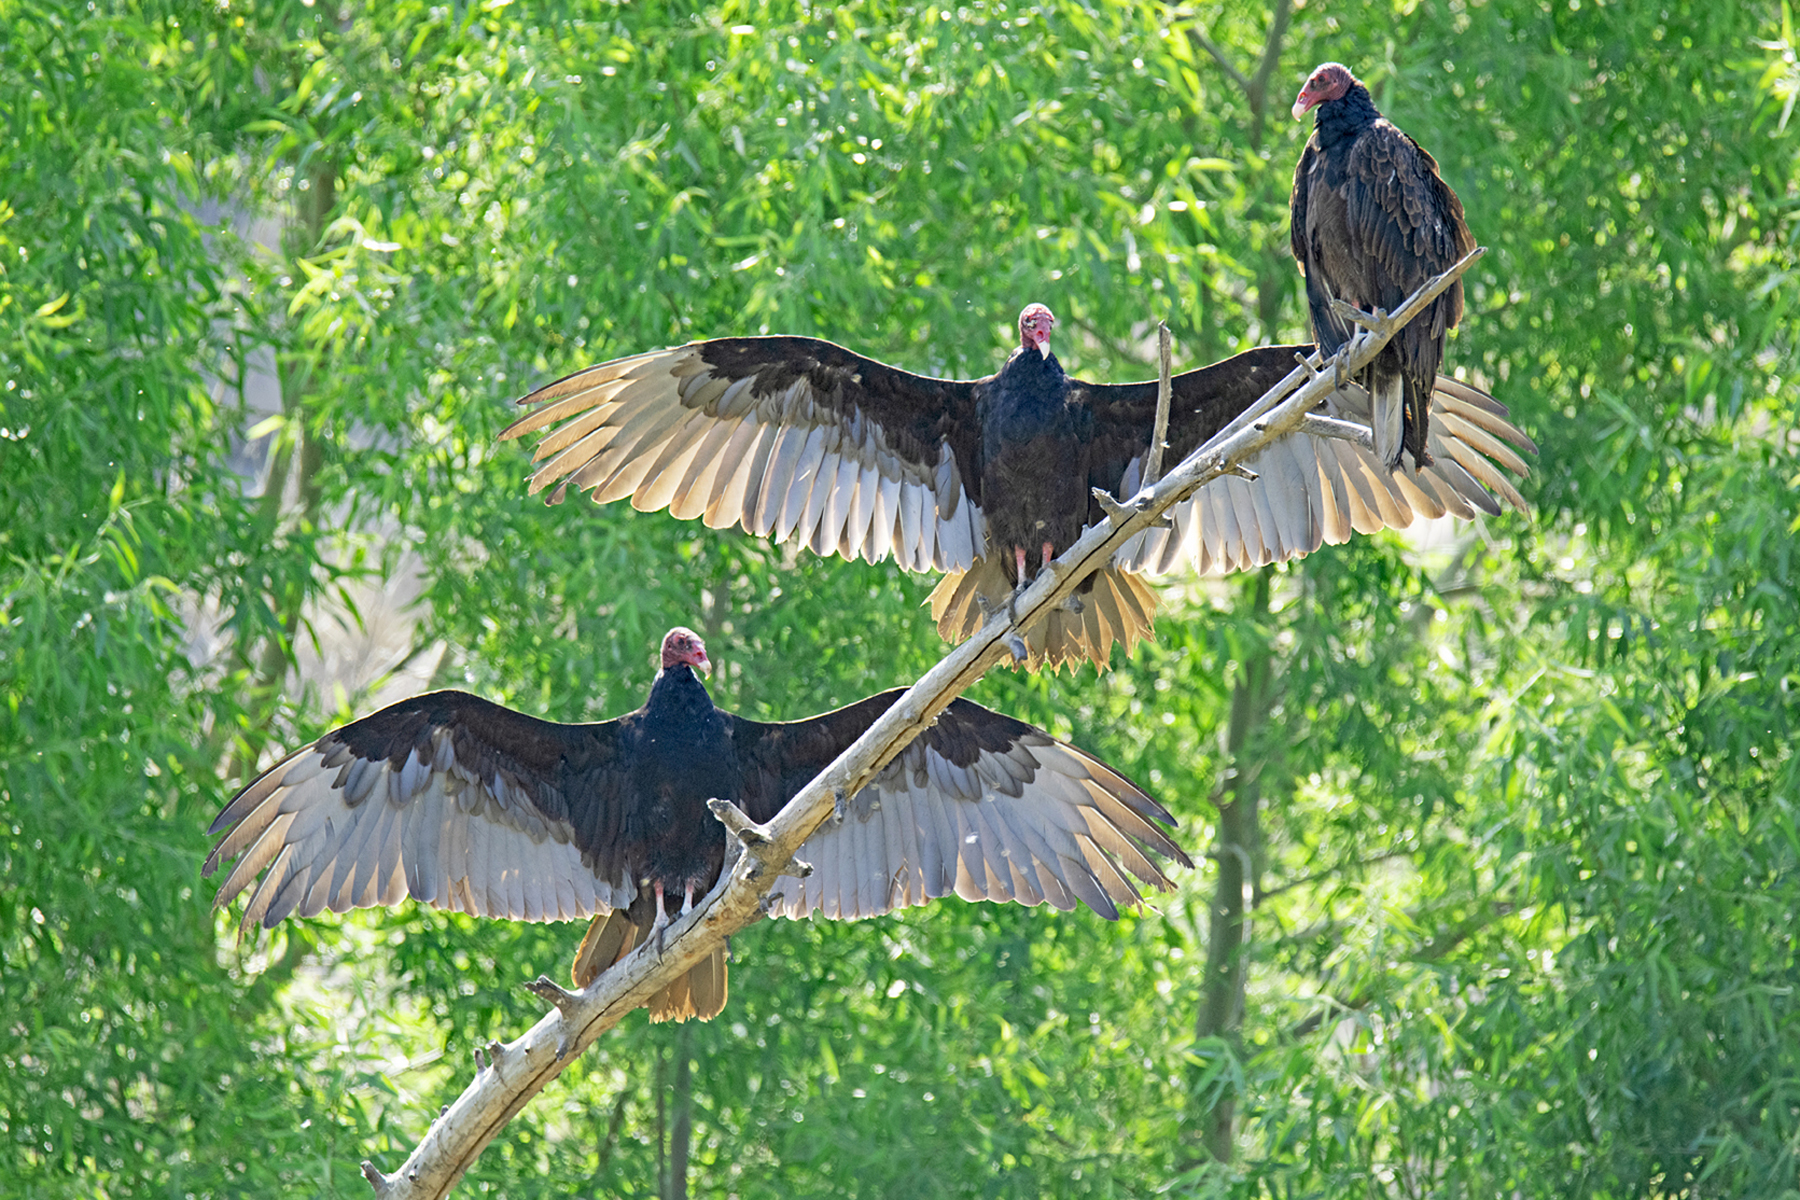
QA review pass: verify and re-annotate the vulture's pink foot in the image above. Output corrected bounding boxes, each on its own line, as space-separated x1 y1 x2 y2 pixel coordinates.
649 881 671 954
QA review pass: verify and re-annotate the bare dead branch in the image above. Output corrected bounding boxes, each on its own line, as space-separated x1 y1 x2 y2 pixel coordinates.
1144 321 1174 486
360 245 1488 1199
1328 297 1386 330
1292 412 1375 451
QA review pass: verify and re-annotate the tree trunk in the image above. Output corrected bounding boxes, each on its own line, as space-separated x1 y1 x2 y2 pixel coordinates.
218 156 338 777
1195 570 1273 1163
666 1025 693 1200
654 1043 667 1199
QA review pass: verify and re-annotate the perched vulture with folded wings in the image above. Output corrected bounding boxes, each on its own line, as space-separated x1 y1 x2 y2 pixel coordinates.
204 628 1188 1022
1291 61 1476 471
499 305 1531 672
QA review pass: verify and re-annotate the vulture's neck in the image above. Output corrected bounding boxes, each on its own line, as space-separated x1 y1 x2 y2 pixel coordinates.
1315 85 1382 148
998 345 1068 397
646 665 716 724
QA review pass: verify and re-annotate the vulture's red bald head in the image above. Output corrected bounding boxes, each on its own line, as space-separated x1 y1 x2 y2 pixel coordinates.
1019 303 1055 358
1292 62 1357 120
660 626 711 675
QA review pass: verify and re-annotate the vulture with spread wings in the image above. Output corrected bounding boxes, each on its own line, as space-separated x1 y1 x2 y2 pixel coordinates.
1291 61 1476 471
205 628 1188 1023
500 305 1532 671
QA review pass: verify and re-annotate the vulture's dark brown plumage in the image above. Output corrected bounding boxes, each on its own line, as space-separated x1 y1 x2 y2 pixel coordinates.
204 629 1188 1022
1290 61 1476 470
500 306 1531 671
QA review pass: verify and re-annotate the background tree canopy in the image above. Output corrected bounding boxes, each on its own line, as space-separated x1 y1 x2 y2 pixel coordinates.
3 0 1797 1195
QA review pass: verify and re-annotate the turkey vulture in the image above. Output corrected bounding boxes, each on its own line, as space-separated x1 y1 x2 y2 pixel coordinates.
499 307 1532 671
204 628 1188 1022
1290 61 1476 471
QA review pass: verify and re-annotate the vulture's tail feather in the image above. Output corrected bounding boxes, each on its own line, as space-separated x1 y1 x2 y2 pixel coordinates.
928 562 1157 673
571 910 638 988
1370 371 1406 472
572 910 729 1023
1402 373 1435 470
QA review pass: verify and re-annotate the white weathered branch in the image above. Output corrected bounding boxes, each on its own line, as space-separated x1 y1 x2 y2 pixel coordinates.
1292 412 1374 451
1143 320 1174 486
360 244 1486 1199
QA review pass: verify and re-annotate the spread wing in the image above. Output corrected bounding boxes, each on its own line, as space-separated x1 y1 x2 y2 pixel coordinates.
1074 346 1535 576
203 691 637 937
729 692 1191 921
1076 344 1306 531
498 337 989 574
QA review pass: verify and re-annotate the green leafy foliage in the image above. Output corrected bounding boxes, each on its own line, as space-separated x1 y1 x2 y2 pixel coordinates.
2 0 1796 1195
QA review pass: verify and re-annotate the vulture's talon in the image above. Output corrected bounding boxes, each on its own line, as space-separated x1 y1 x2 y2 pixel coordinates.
1005 631 1030 663
832 788 847 825
1062 594 1084 616
1317 343 1337 387
647 881 672 952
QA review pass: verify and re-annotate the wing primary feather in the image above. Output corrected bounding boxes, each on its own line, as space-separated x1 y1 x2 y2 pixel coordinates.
751 423 809 538
702 419 770 528
667 417 744 522
709 420 777 532
777 425 830 543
